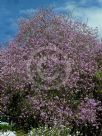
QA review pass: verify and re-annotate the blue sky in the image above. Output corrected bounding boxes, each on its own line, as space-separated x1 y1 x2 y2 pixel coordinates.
0 0 102 44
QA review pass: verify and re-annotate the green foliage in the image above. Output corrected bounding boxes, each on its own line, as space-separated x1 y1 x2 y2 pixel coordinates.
0 123 13 131
94 70 102 100
95 71 102 79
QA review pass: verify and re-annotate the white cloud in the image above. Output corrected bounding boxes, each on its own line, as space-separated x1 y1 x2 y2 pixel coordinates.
57 2 102 37
97 0 102 4
19 8 36 16
74 7 102 37
84 8 102 27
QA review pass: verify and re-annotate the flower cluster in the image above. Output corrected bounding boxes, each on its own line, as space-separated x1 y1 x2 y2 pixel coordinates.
77 98 101 125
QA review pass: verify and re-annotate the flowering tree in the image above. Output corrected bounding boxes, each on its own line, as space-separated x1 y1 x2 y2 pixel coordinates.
0 9 102 134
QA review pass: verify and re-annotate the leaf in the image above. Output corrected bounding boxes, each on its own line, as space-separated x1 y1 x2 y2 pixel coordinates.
95 71 102 79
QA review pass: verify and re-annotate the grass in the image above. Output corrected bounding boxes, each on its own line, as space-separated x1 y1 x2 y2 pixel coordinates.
0 123 13 131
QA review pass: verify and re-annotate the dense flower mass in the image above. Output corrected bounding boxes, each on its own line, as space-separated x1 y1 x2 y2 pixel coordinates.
78 99 101 124
0 9 102 133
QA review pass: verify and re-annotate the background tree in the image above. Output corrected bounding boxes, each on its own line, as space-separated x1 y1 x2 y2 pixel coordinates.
0 9 102 135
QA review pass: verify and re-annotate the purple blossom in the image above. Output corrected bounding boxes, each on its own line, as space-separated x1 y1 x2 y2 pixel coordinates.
0 10 102 128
